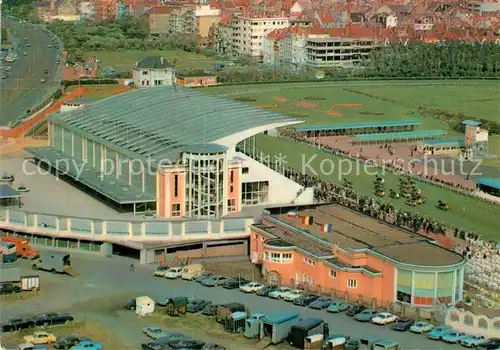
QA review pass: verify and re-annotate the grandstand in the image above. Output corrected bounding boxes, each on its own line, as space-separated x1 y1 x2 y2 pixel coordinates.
420 137 466 155
294 120 420 137
475 177 500 197
353 130 447 144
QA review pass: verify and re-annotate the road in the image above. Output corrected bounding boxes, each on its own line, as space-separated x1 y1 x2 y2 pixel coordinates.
0 251 461 350
0 19 63 127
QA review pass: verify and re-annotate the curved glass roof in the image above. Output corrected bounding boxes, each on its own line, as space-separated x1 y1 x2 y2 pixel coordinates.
50 86 299 162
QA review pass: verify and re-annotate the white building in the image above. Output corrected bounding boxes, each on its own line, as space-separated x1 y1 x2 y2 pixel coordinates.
132 56 175 88
232 15 290 58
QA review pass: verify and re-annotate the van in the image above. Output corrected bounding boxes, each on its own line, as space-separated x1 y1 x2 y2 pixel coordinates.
181 264 204 281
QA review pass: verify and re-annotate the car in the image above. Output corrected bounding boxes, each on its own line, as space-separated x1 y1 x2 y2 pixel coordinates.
141 334 186 350
200 303 219 316
0 283 21 294
256 285 277 296
459 335 488 348
195 272 213 283
371 312 398 325
346 304 366 317
71 340 103 350
187 299 211 313
391 317 414 331
23 52 27 56
326 300 349 313
143 326 168 340
427 324 453 340
170 340 206 349
293 293 319 306
240 282 265 293
410 321 434 334
354 309 379 322
53 336 80 349
1 318 34 332
309 297 333 309
124 298 136 310
40 78 46 83
201 343 227 350
268 286 291 299
23 332 57 344
201 275 227 287
1 72 9 79
48 44 52 48
164 267 183 279
17 343 48 350
222 277 248 289
478 338 500 349
31 313 74 326
442 331 468 344
153 265 170 277
282 289 305 302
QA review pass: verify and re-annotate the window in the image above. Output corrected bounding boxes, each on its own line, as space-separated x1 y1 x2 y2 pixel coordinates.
271 253 280 262
330 270 337 279
282 253 292 263
397 291 412 303
227 199 236 212
347 278 357 288
303 275 315 285
142 70 148 75
174 174 179 197
241 181 269 205
171 203 181 217
242 167 249 174
264 252 269 261
304 257 315 266
230 185 234 193
230 171 234 183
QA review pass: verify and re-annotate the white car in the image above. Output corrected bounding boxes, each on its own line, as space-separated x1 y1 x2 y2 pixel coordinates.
240 282 265 293
282 289 304 302
410 321 434 334
458 335 488 348
164 267 183 279
153 266 170 277
268 286 291 299
371 312 398 325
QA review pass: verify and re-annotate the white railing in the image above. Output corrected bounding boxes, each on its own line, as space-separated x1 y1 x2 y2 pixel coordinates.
0 209 253 242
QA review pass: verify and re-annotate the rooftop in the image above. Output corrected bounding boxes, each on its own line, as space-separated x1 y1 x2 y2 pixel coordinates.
0 185 21 199
354 129 447 142
134 56 174 69
461 120 482 127
423 137 465 148
475 177 500 191
260 204 464 267
294 120 421 132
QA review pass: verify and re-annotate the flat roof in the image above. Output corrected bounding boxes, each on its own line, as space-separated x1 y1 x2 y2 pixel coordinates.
0 185 21 199
461 120 482 126
475 177 500 191
354 129 447 142
424 137 465 148
26 147 155 204
262 204 463 267
295 120 420 132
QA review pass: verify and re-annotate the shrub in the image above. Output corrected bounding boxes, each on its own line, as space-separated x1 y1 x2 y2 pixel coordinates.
304 96 326 100
359 110 384 116
233 96 257 102
287 112 309 118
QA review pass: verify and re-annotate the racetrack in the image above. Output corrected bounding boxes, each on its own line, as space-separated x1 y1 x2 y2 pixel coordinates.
0 19 63 127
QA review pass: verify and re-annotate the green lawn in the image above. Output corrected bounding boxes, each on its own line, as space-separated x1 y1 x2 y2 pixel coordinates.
350 84 500 122
84 50 222 72
254 134 500 240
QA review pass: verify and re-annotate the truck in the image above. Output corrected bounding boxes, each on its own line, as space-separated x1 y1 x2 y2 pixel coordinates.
32 251 79 276
0 242 18 262
2 236 39 260
0 264 40 291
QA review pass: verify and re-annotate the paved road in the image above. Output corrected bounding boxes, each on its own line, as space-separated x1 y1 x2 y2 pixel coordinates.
0 251 461 350
0 19 63 127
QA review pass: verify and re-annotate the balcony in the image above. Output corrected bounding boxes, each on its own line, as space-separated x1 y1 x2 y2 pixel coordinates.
264 238 295 250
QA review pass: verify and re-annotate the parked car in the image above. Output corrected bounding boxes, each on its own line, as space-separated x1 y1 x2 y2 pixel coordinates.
293 293 319 306
327 300 349 313
170 339 206 349
371 312 398 325
71 340 103 350
23 332 57 344
195 272 213 283
201 304 219 316
391 317 414 331
153 266 170 277
141 334 186 350
31 313 73 326
124 298 136 310
410 321 434 334
143 326 168 340
1 318 34 332
222 277 248 289
164 267 183 279
459 335 488 348
0 283 21 294
346 304 366 317
282 289 304 302
17 343 48 350
40 78 46 83
427 324 453 340
354 309 379 322
309 297 333 310
442 331 468 344
268 286 291 299
240 282 265 293
201 276 227 287
43 69 48 74
53 336 80 349
478 338 500 349
256 285 277 297
187 299 211 313
201 343 226 350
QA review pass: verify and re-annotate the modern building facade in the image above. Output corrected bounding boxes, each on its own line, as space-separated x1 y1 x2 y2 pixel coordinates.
250 204 466 307
27 86 303 218
132 56 175 88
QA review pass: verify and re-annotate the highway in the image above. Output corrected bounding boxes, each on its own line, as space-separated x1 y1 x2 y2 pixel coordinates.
0 18 64 127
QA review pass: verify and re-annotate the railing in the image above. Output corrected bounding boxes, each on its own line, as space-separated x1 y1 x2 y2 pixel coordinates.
0 209 253 241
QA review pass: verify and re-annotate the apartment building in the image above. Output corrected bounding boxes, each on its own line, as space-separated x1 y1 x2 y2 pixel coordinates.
232 14 290 58
213 14 233 56
148 6 177 35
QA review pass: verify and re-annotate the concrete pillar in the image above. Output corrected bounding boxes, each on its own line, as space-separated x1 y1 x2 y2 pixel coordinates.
411 271 415 305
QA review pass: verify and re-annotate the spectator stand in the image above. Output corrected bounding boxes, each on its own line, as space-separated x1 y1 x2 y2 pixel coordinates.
351 129 448 145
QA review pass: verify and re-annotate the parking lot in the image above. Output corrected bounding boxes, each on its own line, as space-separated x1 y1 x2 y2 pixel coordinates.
0 250 462 349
